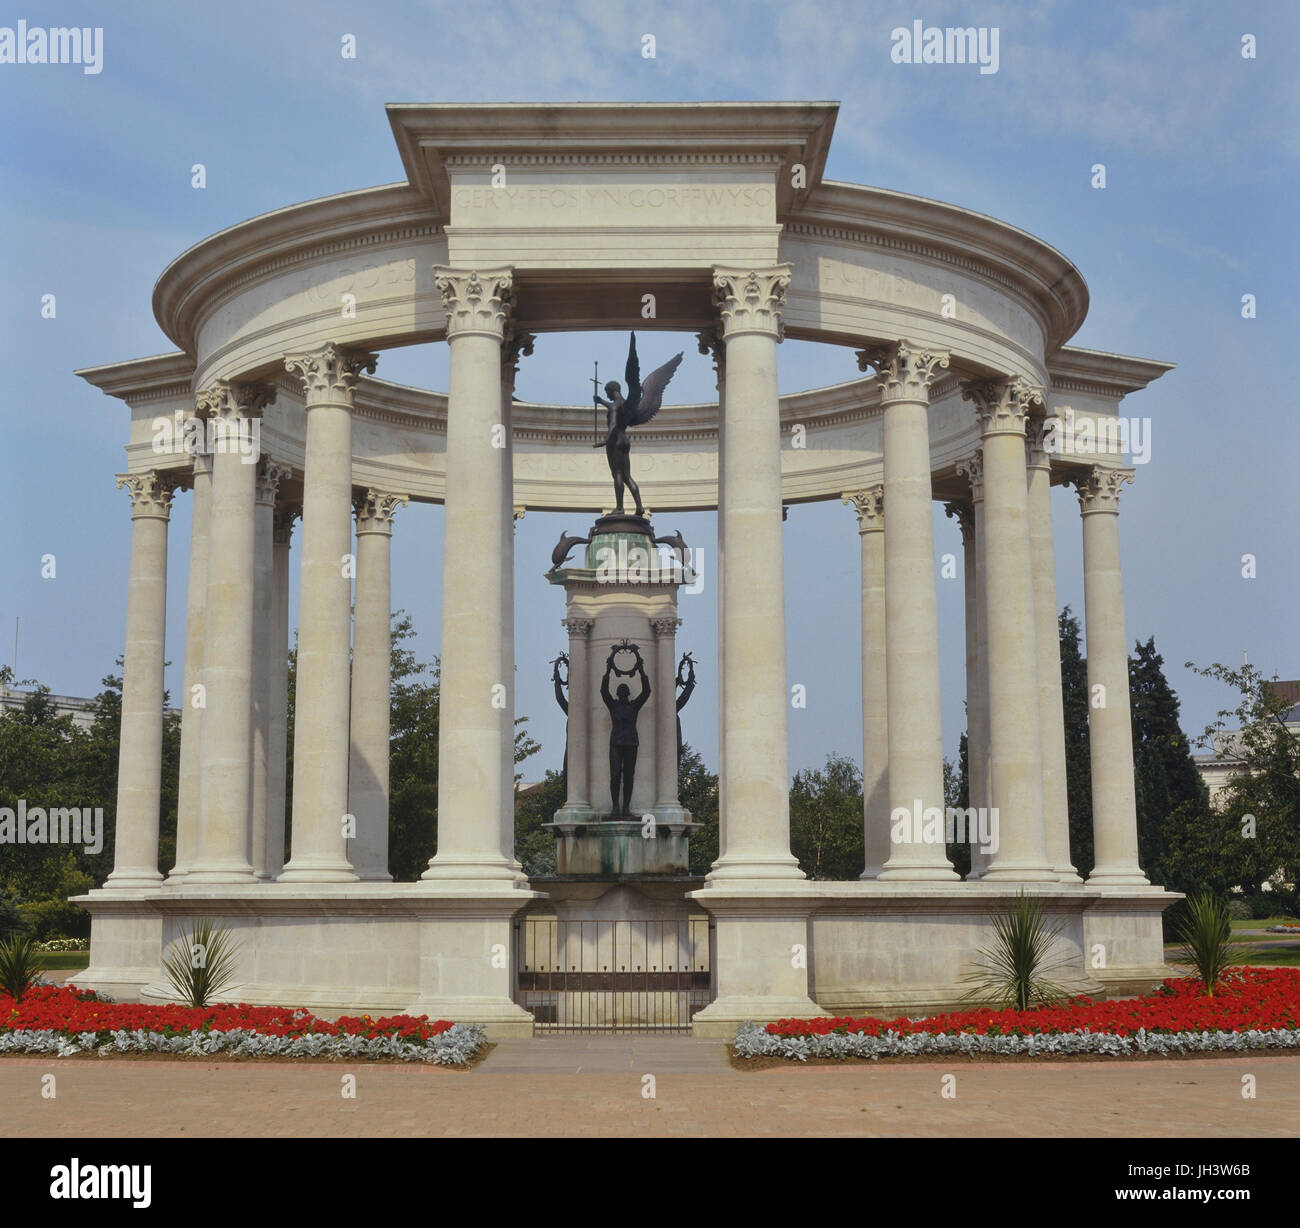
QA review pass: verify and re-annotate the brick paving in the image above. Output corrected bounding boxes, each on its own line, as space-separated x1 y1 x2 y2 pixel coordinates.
3 1041 1296 1137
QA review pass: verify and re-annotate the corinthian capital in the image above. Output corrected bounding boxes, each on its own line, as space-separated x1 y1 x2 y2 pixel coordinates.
955 448 985 501
650 616 682 637
502 328 535 377
255 457 293 507
435 267 514 339
712 265 791 339
273 501 301 546
841 485 884 534
284 343 377 403
944 500 974 545
353 489 410 536
116 471 178 520
1073 466 1134 515
1025 414 1057 470
563 617 594 638
962 377 1044 438
857 341 950 403
194 380 275 420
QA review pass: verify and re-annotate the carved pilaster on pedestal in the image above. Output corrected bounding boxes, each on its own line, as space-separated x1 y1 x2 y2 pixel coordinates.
857 341 950 402
841 485 885 535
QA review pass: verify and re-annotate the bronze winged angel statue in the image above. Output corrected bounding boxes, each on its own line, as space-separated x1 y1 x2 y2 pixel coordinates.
592 332 683 516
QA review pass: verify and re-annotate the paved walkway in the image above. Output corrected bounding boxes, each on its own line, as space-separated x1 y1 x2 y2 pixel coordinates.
4 1040 1297 1137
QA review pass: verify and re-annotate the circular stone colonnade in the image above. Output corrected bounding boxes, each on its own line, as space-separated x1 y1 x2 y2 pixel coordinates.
75 102 1176 1035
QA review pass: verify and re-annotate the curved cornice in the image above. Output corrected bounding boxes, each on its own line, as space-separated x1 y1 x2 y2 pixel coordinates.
152 182 436 357
790 180 1089 355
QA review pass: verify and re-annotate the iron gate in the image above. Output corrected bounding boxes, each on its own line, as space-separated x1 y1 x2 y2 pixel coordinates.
514 915 712 1033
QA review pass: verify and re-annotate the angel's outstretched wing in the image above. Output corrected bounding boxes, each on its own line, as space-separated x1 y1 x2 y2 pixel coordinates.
622 332 642 425
626 351 683 426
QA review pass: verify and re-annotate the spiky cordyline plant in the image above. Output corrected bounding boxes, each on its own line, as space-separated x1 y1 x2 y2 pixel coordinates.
162 918 241 1008
0 934 43 1002
962 890 1080 1012
1173 893 1239 996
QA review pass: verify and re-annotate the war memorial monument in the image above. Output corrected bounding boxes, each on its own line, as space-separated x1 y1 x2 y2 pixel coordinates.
72 101 1175 1036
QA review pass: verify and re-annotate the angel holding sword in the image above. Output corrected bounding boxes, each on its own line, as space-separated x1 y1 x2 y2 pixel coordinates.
591 332 683 517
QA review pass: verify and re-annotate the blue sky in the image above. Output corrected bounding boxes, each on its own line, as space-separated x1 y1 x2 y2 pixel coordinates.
2 0 1296 780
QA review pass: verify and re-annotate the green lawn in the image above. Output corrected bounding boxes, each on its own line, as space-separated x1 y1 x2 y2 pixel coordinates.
1237 947 1300 968
36 952 90 971
1229 918 1299 930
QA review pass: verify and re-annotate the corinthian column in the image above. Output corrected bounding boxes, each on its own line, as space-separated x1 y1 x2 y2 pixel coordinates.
707 265 802 881
500 330 533 876
171 452 211 882
106 471 175 888
1027 420 1079 881
955 449 990 878
251 457 291 879
348 489 408 881
857 342 956 880
963 378 1053 881
651 616 686 821
279 344 375 883
842 486 888 879
698 328 727 858
266 501 298 880
423 267 518 882
556 618 594 818
1073 466 1148 885
188 381 269 883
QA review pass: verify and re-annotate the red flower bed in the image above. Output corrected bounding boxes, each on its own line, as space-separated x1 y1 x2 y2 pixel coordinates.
1 984 455 1044
765 968 1300 1038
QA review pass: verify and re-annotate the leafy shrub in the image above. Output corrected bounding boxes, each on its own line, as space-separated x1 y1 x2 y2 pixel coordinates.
0 935 43 1001
1174 893 1239 994
962 890 1079 1010
161 919 241 1008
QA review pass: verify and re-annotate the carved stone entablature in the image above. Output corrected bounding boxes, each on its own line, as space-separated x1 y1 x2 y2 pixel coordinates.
712 265 791 339
841 485 884 534
562 617 595 638
962 377 1044 438
650 617 682 637
116 471 177 520
857 341 950 404
284 343 378 404
255 458 293 507
194 380 275 420
272 501 301 546
435 267 514 339
353 489 410 535
956 448 985 502
1072 465 1134 515
944 500 974 545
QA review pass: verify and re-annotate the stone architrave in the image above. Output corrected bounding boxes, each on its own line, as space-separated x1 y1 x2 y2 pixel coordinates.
857 342 957 880
106 471 176 888
279 345 375 883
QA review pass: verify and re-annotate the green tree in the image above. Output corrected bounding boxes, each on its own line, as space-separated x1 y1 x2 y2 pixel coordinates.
1059 606 1094 875
1128 636 1209 880
789 753 864 880
514 771 563 878
945 733 971 878
680 743 719 876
